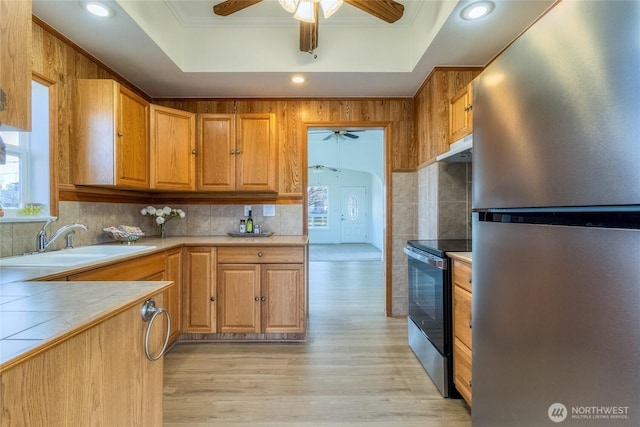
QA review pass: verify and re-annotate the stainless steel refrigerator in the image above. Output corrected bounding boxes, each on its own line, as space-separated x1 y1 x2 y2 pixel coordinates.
472 1 640 426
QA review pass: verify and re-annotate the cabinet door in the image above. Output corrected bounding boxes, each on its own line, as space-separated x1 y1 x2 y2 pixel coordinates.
182 247 216 333
68 253 165 281
454 338 473 406
236 114 278 192
0 293 165 426
449 83 473 143
150 105 196 190
0 0 31 131
73 80 149 188
116 85 149 188
197 114 235 191
262 264 305 334
165 249 182 344
217 264 261 333
453 285 472 349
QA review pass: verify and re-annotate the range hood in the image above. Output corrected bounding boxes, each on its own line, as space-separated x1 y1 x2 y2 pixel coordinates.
436 135 472 162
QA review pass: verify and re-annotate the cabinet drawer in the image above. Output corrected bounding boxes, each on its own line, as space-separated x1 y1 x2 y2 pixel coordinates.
217 247 304 264
453 259 472 293
454 338 473 406
454 285 472 348
69 253 165 281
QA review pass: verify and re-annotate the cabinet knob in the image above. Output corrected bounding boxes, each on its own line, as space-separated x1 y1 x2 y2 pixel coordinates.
468 276 472 284
469 380 472 388
261 296 266 302
192 150 196 155
255 296 260 302
464 104 473 112
230 150 235 155
117 131 123 137
210 297 215 302
257 252 263 257
468 320 472 329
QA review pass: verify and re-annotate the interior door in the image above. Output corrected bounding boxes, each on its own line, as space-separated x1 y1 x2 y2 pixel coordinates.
340 186 367 243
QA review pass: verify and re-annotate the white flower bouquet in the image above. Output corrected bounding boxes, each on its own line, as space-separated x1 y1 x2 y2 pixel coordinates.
140 206 186 237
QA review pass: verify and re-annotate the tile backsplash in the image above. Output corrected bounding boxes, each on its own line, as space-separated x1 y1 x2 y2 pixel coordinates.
0 202 303 258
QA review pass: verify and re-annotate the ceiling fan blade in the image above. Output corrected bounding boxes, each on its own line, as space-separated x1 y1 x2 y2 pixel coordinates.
299 3 319 53
343 133 359 139
213 0 262 16
344 0 404 23
322 134 334 141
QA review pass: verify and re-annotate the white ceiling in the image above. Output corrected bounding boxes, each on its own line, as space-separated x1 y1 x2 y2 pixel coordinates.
32 0 555 98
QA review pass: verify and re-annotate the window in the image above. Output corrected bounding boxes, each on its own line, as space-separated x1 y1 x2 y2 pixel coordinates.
308 186 329 228
0 80 51 219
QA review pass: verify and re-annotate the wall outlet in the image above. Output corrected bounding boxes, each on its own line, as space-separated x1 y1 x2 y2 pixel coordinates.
244 205 252 216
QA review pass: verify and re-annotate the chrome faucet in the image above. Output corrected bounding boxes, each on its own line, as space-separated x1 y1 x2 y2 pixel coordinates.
37 221 88 252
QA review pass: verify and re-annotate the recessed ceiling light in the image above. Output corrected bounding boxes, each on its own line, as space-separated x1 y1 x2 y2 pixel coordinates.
460 1 495 20
84 2 113 17
291 76 305 84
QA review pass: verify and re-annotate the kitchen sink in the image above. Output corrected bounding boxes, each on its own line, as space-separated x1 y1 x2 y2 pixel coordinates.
0 245 156 268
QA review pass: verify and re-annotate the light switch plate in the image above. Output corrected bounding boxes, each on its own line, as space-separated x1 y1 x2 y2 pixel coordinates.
244 205 252 216
263 204 276 217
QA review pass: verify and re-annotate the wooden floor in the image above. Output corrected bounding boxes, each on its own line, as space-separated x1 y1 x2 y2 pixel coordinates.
163 260 471 426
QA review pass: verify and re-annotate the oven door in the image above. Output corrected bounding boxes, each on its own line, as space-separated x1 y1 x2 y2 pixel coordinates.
404 246 447 355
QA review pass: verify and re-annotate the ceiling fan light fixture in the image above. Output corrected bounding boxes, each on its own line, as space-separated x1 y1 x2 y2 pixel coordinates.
294 0 316 23
279 0 300 14
320 0 343 18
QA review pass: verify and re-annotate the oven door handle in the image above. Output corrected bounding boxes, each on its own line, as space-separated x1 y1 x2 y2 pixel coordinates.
404 247 446 270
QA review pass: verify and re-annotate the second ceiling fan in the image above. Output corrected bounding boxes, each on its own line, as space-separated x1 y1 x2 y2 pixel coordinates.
212 0 405 53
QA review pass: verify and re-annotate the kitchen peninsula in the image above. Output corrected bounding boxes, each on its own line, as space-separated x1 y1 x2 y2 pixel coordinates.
0 235 308 425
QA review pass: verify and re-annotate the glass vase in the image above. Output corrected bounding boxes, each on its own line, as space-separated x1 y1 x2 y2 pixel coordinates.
159 223 166 238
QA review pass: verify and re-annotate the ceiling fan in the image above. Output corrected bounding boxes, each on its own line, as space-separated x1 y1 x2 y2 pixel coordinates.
309 164 339 172
310 129 365 141
212 0 404 53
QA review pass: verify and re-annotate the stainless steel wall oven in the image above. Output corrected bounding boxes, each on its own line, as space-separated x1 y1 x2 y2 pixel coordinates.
404 239 471 397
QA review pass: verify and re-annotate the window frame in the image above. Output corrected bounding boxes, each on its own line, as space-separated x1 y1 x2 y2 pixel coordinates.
0 74 58 223
307 185 329 229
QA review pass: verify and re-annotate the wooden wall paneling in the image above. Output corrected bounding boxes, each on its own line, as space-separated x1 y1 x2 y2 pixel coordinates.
413 67 483 167
430 70 450 161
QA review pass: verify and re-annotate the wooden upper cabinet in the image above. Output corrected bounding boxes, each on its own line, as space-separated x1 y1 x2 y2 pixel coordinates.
197 113 277 192
236 114 278 191
73 79 150 188
197 114 236 191
150 104 196 190
449 82 473 144
0 0 31 131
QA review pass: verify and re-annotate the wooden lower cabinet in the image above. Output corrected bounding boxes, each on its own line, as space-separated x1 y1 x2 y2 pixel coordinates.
0 293 166 426
261 264 305 333
217 263 305 334
165 249 182 344
182 247 217 332
182 245 307 338
68 251 181 346
452 257 473 406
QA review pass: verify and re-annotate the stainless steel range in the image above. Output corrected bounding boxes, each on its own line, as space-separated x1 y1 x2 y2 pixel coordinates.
404 239 471 397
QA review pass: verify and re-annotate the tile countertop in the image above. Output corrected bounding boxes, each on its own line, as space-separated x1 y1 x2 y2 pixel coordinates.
447 251 472 264
0 235 309 285
0 280 172 372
